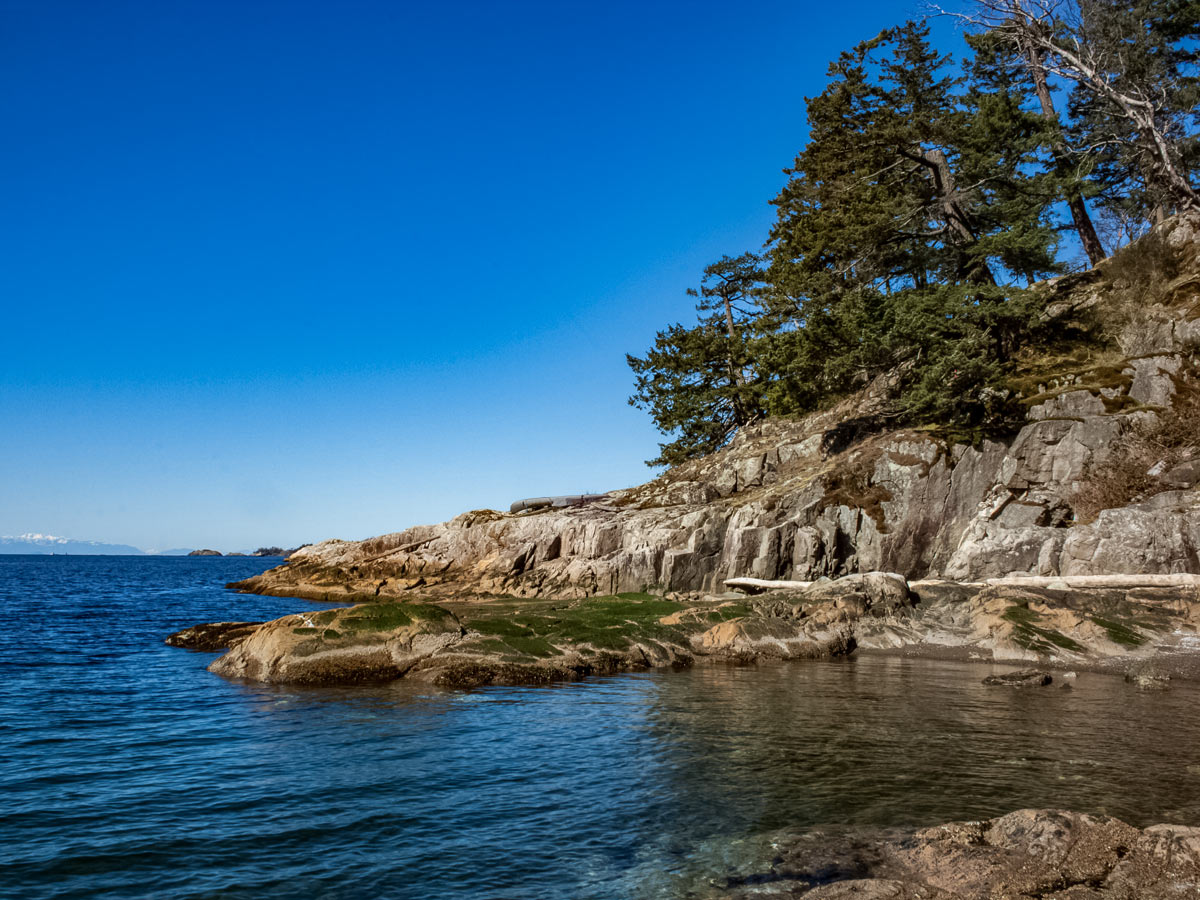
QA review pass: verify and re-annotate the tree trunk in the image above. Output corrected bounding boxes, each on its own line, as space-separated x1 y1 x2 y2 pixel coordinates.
923 147 996 285
721 293 749 426
1024 40 1107 265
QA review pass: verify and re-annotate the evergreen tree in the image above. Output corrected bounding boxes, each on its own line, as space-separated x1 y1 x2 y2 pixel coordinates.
767 22 1057 427
627 255 768 465
961 0 1200 229
625 7 1194 463
967 25 1107 263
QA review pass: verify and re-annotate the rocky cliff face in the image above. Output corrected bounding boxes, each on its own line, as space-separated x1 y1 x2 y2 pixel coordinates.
236 215 1200 603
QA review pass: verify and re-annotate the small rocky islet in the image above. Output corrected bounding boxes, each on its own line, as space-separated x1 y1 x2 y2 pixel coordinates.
168 213 1200 895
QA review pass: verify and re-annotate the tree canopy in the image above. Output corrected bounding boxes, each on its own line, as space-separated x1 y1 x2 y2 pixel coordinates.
628 2 1199 466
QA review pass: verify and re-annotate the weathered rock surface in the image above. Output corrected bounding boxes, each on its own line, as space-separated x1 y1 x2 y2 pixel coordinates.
208 602 466 684
200 589 863 687
188 214 1200 687
713 809 1200 899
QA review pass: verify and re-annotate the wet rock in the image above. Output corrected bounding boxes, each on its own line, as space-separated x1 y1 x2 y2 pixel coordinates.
1126 663 1173 690
982 668 1053 687
695 619 854 660
207 602 466 684
165 621 263 651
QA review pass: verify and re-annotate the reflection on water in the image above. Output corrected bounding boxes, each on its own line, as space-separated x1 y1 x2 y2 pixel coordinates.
2 556 1200 900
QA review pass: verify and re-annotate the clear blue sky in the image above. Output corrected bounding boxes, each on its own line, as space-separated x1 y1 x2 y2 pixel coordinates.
1 0 960 552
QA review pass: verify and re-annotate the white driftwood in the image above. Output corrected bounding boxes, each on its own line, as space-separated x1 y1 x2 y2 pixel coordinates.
985 573 1200 588
725 577 813 594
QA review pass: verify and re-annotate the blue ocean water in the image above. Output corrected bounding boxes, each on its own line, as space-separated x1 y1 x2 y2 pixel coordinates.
3 555 1200 900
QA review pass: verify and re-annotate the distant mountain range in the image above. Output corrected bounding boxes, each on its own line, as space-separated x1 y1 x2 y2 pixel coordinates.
0 534 203 555
0 534 297 556
0 534 149 555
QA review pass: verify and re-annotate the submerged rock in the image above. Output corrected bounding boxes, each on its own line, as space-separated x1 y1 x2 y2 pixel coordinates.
982 668 1053 687
717 809 1200 898
1126 669 1173 690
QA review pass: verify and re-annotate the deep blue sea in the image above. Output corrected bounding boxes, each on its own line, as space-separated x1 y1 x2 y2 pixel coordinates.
4 555 1200 900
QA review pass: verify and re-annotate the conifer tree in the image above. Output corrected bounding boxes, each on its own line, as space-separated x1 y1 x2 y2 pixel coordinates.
767 22 1057 426
959 0 1199 230
627 255 768 465
967 26 1107 263
1067 0 1200 228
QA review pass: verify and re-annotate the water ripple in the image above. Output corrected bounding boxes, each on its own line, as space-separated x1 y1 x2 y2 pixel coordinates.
3 556 1200 899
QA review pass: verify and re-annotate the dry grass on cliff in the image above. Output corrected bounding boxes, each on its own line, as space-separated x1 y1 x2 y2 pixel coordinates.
1101 225 1184 309
1072 379 1200 523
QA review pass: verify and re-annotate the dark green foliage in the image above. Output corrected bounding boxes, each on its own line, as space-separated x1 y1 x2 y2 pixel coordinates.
626 7 1198 464
765 22 1057 430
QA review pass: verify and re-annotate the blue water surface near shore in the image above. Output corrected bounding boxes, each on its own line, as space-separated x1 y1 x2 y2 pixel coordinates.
4 555 1200 900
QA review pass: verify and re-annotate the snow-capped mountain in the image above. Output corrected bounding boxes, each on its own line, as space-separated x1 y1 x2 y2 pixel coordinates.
0 533 147 555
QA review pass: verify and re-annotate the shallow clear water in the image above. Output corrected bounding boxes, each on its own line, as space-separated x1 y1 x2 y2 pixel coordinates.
3 555 1200 899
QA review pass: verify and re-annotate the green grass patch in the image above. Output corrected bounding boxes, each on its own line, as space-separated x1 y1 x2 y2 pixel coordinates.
469 618 560 657
340 602 453 632
1001 605 1041 625
457 593 689 657
707 603 751 623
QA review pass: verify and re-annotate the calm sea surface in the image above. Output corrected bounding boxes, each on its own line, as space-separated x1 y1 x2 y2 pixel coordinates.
4 555 1200 899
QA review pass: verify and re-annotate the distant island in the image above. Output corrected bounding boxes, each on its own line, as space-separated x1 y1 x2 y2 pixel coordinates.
186 546 307 558
0 534 305 557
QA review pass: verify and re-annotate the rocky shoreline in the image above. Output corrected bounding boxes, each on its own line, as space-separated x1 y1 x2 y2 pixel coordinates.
166 569 1200 688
